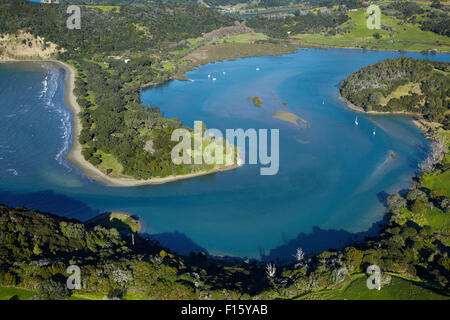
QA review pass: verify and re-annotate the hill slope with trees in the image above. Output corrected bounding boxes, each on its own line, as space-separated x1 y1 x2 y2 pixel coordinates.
340 57 450 129
1 0 238 180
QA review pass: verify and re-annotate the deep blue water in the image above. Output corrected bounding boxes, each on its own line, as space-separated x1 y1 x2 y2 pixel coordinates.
1 49 448 260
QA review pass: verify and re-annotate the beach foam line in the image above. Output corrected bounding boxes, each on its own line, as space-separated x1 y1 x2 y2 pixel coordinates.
46 60 241 187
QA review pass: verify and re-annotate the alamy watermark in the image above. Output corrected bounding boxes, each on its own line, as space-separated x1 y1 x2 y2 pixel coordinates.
66 5 81 30
171 121 279 175
366 264 391 290
366 264 381 290
66 265 81 290
366 5 381 30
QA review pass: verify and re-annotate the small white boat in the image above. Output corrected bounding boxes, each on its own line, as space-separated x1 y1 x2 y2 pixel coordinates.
208 74 211 78
256 67 260 71
373 128 376 136
355 116 358 126
212 78 217 81
222 71 226 75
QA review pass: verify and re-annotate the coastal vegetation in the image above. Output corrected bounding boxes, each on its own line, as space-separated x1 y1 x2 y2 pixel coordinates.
1 0 240 180
305 275 448 300
340 57 450 128
0 0 449 301
0 31 61 60
1 0 448 178
178 40 297 76
86 212 141 233
292 4 450 53
1 115 449 299
1 145 449 300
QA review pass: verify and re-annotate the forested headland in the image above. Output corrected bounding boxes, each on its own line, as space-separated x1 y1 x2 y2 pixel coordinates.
1 0 238 180
340 57 450 129
1 167 449 300
1 0 449 179
0 0 449 300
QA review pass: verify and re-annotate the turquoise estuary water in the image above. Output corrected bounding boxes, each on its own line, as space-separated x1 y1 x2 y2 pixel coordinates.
1 49 449 260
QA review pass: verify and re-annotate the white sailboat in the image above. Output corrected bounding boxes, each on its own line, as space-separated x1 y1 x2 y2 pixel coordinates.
256 67 260 71
373 128 376 136
355 116 358 126
208 74 211 78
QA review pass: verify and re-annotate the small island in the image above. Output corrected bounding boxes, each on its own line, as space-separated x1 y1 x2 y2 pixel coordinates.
86 212 142 234
1 0 449 303
251 96 263 107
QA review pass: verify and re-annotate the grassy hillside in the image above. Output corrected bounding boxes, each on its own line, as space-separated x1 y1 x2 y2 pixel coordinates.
342 276 448 300
1 0 241 181
300 274 448 300
0 1 449 301
0 286 35 300
294 9 450 52
1 191 449 300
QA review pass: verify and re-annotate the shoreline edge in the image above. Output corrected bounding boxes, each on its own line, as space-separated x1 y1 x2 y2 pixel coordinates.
3 59 240 187
57 60 241 187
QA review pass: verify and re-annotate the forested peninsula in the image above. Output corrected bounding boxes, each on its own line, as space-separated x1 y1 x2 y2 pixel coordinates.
1 0 241 183
0 0 449 300
1 0 449 184
1 189 449 300
340 57 450 129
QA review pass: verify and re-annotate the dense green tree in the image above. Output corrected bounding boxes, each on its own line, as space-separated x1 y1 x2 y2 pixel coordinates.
33 279 71 300
387 193 407 214
340 58 449 126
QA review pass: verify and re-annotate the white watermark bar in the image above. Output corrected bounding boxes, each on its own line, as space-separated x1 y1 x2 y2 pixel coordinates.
67 5 81 30
66 265 81 290
171 121 280 176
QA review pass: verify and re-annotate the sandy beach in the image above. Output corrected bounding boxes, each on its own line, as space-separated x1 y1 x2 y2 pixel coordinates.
337 92 432 132
1 58 240 187
57 60 241 187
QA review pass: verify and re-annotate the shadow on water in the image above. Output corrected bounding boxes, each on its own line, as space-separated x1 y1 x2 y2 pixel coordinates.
143 214 390 264
260 191 393 263
146 231 209 257
377 191 390 206
0 189 100 221
260 218 388 264
0 188 394 264
0 189 213 258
